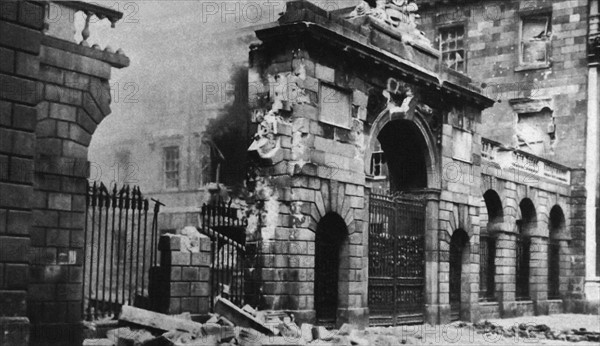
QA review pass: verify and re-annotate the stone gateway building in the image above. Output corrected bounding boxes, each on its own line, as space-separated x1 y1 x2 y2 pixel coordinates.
242 0 592 327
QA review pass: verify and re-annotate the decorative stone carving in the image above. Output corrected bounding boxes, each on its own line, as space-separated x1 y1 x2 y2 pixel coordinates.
347 0 431 46
384 77 413 113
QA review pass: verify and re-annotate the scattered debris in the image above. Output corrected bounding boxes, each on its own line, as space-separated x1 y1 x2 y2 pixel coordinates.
213 298 274 335
83 299 375 346
471 320 600 343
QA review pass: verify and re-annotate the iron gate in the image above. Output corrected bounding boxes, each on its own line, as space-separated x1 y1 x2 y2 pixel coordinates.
199 200 248 310
368 191 426 326
82 183 162 320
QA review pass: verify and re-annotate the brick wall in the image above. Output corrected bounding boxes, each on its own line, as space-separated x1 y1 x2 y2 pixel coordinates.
0 1 45 345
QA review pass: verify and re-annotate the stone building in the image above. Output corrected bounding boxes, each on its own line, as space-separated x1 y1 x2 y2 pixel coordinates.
0 0 599 345
241 0 596 327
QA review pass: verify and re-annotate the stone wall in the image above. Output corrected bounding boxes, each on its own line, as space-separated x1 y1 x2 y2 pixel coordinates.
0 1 45 344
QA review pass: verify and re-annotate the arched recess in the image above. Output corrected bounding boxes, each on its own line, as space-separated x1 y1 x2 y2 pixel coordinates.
479 190 504 301
516 198 537 300
366 109 439 191
449 229 470 321
548 205 566 299
314 212 349 326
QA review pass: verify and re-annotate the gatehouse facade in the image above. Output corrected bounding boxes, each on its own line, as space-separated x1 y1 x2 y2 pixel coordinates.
244 1 585 327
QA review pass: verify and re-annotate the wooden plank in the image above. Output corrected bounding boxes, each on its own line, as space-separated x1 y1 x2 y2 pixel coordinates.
119 306 204 334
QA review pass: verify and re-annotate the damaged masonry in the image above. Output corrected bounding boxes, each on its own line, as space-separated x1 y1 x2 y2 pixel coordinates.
1 0 600 345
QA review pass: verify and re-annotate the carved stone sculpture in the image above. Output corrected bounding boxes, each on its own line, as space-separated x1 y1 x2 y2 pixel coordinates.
347 0 431 47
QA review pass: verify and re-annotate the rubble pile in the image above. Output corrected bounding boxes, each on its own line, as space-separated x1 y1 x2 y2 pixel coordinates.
471 320 600 343
82 298 375 346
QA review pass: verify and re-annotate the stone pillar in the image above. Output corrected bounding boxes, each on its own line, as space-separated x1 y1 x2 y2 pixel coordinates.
0 2 45 345
149 234 212 315
585 2 600 306
529 236 549 315
496 230 517 317
424 197 441 325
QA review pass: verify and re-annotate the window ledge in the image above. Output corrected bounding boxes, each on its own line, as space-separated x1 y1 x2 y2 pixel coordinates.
515 63 552 72
478 300 499 305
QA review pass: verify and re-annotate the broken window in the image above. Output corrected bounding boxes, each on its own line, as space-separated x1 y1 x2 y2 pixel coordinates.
520 15 551 65
516 109 555 156
164 146 180 189
439 26 465 72
370 151 386 178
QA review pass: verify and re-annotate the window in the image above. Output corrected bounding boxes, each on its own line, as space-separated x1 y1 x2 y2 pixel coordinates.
439 26 466 72
370 151 386 178
164 146 180 189
520 15 551 66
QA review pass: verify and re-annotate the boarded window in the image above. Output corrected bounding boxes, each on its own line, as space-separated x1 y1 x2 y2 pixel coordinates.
164 146 180 189
439 26 465 72
521 15 551 65
319 84 352 129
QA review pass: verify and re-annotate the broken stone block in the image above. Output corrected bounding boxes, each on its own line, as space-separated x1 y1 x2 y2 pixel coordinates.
337 324 353 336
83 339 115 346
312 326 333 341
213 298 273 335
278 321 301 338
119 306 203 335
106 327 154 346
300 324 313 343
242 305 257 316
237 328 266 346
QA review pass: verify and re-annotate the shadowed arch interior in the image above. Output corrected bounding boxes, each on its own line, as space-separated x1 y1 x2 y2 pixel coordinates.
516 198 536 300
314 213 348 325
548 205 566 299
377 120 428 190
449 229 469 321
483 190 504 224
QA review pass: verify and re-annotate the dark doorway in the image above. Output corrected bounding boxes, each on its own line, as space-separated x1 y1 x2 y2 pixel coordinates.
449 230 469 321
315 213 347 325
377 120 428 191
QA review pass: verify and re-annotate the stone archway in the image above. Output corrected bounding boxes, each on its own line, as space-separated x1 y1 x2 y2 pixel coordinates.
314 213 348 326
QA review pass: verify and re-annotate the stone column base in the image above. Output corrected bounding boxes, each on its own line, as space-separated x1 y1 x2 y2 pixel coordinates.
585 279 600 303
425 304 451 325
0 317 29 346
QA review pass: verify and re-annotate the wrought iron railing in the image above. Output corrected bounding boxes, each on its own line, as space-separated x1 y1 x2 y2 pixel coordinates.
82 183 162 320
198 201 248 310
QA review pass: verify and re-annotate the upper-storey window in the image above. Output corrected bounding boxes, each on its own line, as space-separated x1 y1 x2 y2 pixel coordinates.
439 26 466 72
164 146 180 189
520 14 551 67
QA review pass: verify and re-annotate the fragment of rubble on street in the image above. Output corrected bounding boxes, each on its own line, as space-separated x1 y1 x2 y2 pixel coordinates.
119 306 205 334
213 298 274 335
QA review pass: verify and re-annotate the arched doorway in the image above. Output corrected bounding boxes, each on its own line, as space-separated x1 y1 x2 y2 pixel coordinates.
548 205 566 299
479 190 503 301
367 118 431 325
449 229 469 321
516 199 536 300
315 213 348 325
